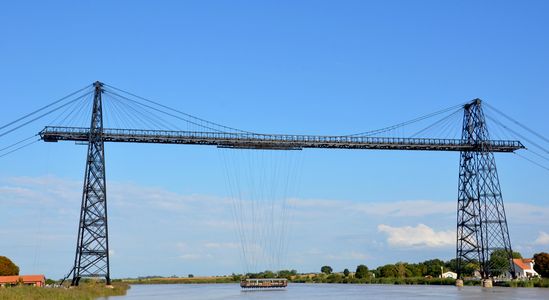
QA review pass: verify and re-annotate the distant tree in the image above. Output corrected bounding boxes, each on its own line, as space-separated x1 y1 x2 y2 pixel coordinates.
513 251 523 259
405 263 423 277
445 258 458 272
263 270 276 278
321 266 333 274
395 262 413 278
0 256 19 276
533 252 549 278
326 273 342 283
278 270 297 279
377 264 398 278
489 250 522 276
188 274 194 278
355 265 369 279
231 273 242 281
422 259 445 277
343 268 350 277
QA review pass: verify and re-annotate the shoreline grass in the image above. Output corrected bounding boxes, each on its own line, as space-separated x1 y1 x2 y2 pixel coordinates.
124 275 549 288
0 281 129 300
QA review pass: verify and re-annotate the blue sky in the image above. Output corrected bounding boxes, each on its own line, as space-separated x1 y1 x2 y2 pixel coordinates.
1 1 549 279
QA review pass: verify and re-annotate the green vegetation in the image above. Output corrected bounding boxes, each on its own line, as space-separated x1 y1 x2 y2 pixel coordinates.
0 256 19 276
291 274 459 285
125 276 238 285
124 251 549 288
534 252 549 278
321 266 333 274
355 265 370 279
489 250 522 276
343 268 350 277
495 278 549 288
0 281 129 300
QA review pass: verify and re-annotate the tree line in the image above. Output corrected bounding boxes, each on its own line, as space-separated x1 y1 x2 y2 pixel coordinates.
315 251 549 280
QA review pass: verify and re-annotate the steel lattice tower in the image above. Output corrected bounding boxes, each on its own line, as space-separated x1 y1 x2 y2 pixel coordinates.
456 99 514 279
71 81 111 286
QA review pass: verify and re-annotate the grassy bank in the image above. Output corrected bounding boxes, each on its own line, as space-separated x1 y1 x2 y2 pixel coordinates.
124 276 237 285
125 275 549 288
292 275 460 286
0 281 129 300
494 278 549 288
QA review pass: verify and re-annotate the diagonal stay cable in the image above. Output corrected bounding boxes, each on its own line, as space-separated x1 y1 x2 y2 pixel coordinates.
103 84 254 133
0 134 39 152
0 91 94 138
515 152 549 173
0 138 40 159
486 115 548 154
347 102 466 137
410 108 463 138
0 84 92 131
103 90 230 133
485 102 549 145
526 148 549 164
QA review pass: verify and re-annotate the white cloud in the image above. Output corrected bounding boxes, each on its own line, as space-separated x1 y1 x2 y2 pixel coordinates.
506 203 549 225
534 231 549 245
2 174 549 278
377 224 454 248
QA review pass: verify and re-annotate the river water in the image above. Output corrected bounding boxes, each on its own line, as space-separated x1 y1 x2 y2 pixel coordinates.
99 283 549 299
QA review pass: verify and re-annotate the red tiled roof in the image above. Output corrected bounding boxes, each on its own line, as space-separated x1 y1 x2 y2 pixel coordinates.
513 258 533 271
0 275 45 284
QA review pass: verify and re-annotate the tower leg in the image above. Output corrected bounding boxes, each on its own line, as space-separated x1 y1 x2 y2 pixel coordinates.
71 82 111 286
456 99 514 280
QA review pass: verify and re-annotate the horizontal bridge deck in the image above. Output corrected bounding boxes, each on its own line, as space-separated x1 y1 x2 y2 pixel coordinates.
40 126 525 152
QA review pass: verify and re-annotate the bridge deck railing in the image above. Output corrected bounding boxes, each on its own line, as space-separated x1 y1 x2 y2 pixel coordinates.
39 126 525 152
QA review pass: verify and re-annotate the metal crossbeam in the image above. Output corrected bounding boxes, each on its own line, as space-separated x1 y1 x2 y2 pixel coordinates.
40 126 524 152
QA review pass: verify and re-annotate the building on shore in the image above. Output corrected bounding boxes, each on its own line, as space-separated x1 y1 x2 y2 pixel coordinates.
441 271 458 279
0 275 46 287
511 258 539 279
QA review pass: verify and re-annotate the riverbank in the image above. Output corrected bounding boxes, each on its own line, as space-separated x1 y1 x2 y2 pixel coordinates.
0 281 129 300
123 275 549 288
124 276 237 285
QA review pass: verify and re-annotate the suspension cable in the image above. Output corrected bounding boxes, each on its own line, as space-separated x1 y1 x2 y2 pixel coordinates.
0 91 93 138
515 152 549 173
410 108 463 138
0 84 91 131
485 102 549 145
0 134 39 152
347 102 466 137
0 138 40 159
103 90 231 133
486 115 549 155
103 84 253 134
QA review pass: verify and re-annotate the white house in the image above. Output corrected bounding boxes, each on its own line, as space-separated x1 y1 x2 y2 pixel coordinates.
512 258 540 279
441 271 457 279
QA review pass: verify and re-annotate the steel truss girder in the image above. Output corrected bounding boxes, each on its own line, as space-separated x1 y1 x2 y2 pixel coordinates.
456 99 514 279
71 81 111 286
40 126 524 152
